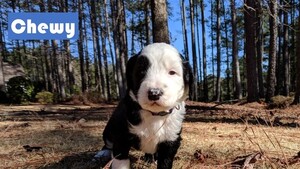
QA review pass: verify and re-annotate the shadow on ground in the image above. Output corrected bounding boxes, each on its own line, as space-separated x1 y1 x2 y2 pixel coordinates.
38 151 101 169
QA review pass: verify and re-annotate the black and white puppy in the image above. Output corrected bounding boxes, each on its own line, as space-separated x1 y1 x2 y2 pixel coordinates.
96 43 193 169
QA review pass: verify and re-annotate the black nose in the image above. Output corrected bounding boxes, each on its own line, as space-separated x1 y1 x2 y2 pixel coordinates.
148 88 163 101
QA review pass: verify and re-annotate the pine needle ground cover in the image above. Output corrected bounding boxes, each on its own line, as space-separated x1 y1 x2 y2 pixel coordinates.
0 102 299 169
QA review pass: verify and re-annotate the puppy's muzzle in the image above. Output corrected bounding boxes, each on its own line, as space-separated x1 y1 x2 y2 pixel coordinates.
148 88 163 101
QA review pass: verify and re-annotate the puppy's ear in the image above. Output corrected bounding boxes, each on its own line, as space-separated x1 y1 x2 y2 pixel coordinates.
181 55 194 100
126 54 139 90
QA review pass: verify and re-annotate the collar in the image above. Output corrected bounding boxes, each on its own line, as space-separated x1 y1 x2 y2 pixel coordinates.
149 105 181 116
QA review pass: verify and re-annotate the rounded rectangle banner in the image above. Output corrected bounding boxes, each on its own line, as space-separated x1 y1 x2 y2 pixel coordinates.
8 12 78 40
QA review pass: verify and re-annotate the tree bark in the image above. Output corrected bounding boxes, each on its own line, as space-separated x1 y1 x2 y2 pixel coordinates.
111 0 127 98
180 0 189 60
151 0 170 44
244 0 259 102
189 0 198 101
256 0 264 98
77 0 87 93
293 15 300 104
89 0 100 94
0 12 5 91
99 4 111 101
215 0 221 102
200 0 208 102
222 0 230 100
145 1 151 45
266 0 278 103
282 1 290 96
104 0 118 98
231 0 242 100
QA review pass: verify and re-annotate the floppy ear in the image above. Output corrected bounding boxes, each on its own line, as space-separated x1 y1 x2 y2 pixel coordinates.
181 55 194 100
126 54 139 91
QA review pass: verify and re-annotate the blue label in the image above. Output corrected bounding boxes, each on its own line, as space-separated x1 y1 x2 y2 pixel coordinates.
8 13 78 40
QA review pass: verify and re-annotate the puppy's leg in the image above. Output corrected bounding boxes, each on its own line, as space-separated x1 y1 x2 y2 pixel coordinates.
143 152 158 163
111 141 131 169
156 137 181 169
111 159 130 169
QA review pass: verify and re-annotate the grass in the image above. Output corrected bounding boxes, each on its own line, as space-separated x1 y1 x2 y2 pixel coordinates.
0 103 299 168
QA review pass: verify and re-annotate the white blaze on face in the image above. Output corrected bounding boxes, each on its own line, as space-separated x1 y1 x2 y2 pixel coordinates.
137 43 185 113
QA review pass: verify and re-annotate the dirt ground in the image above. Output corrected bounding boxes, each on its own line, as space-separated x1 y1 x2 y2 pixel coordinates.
0 101 299 169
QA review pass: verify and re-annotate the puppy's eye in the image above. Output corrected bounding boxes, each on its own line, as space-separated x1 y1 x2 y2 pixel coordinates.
169 70 176 75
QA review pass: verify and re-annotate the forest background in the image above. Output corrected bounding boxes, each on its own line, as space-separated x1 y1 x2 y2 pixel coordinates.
0 0 300 106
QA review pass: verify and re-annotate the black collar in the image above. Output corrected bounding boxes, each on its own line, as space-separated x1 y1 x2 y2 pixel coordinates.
149 105 180 116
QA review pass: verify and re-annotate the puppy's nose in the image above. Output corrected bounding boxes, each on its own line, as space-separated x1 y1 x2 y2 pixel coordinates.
148 88 163 101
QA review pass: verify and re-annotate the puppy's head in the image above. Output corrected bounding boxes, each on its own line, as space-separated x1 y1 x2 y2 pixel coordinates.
126 43 193 113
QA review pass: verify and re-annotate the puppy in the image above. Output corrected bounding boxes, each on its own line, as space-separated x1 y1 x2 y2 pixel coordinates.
96 43 193 169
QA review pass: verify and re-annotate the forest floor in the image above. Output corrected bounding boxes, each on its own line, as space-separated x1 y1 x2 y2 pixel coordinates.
0 101 300 169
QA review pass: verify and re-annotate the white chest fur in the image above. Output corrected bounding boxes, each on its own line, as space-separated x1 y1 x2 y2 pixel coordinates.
129 102 186 154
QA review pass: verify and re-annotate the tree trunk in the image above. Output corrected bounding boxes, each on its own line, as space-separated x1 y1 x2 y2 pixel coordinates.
104 0 118 98
0 14 5 91
266 0 278 103
180 0 189 60
215 0 221 102
222 0 230 100
230 0 242 100
189 0 198 101
256 0 264 98
145 1 151 45
111 0 127 98
151 0 170 43
282 1 290 96
83 15 91 89
290 0 296 92
244 0 259 102
89 0 101 94
293 16 300 104
195 4 202 96
78 0 87 93
276 1 283 95
211 0 215 98
99 5 112 101
200 0 208 102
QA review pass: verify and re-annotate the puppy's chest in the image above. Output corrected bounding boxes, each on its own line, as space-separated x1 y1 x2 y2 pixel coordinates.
129 109 184 154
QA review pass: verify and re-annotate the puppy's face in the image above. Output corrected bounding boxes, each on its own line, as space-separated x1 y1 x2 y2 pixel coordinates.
127 43 192 113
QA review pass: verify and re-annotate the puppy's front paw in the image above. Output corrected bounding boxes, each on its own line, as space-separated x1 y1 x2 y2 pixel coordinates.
142 153 157 164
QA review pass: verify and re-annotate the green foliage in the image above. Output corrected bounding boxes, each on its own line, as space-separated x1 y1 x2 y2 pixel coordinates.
35 91 53 104
7 76 34 104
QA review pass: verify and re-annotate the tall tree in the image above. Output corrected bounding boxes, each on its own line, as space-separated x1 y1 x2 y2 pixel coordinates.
38 0 53 93
189 0 198 100
180 0 189 60
0 55 4 92
200 0 208 101
195 4 202 88
215 0 221 101
104 0 118 97
99 4 112 100
0 10 5 91
151 0 170 43
256 0 264 98
89 0 100 94
266 0 278 102
230 0 242 100
282 0 290 96
111 0 128 98
144 1 151 45
244 0 259 102
77 0 87 93
222 0 230 100
293 15 300 104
